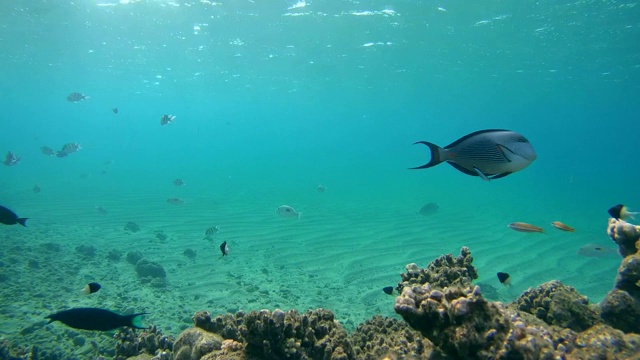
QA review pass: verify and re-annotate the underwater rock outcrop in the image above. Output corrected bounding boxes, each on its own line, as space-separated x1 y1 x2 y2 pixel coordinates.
600 218 640 333
512 280 600 332
350 315 434 359
396 246 477 292
114 325 174 360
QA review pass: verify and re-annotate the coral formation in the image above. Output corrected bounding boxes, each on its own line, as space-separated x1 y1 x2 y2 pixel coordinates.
127 250 144 265
136 259 167 279
350 315 434 359
512 280 599 332
114 325 174 360
601 217 640 333
75 244 96 257
397 246 477 292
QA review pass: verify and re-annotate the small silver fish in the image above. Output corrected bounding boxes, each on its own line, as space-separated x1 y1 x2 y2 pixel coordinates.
33 184 41 193
61 143 81 154
167 197 184 205
317 185 327 192
205 226 220 237
40 146 56 156
95 206 107 215
507 222 544 233
160 114 176 126
411 129 537 181
277 205 301 218
67 92 89 102
173 178 185 186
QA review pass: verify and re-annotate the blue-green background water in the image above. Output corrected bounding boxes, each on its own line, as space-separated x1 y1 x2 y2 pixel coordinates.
0 0 639 354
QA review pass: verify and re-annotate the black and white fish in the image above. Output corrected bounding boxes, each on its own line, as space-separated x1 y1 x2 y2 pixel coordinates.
0 205 27 226
3 151 20 166
82 282 101 295
67 92 89 102
220 241 229 256
205 226 220 238
40 146 56 156
160 114 176 126
277 205 301 218
61 143 82 154
46 307 146 331
173 178 185 186
411 129 537 181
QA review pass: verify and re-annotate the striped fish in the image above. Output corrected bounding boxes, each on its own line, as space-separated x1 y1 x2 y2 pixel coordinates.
507 222 544 233
411 129 537 181
551 221 575 232
67 92 89 102
205 226 220 237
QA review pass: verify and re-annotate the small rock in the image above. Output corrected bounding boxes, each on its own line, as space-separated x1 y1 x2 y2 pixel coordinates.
124 221 140 233
136 259 166 279
126 251 144 265
75 245 96 257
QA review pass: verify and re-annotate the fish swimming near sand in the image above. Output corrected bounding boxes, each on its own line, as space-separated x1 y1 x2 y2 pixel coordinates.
33 184 41 193
82 282 101 295
608 204 638 220
3 151 21 166
497 272 511 286
382 286 395 295
220 241 229 256
577 244 617 258
167 197 184 205
173 178 185 186
551 221 575 232
46 307 147 331
317 185 327 193
507 222 544 233
417 202 439 216
205 226 220 238
66 92 89 102
40 146 56 156
0 205 28 226
277 205 301 218
411 129 537 181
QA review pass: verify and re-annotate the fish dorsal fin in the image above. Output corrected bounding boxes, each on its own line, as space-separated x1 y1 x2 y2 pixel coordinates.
444 129 510 149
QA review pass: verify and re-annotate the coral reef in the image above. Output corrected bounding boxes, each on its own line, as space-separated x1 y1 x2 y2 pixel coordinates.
173 327 223 360
397 246 477 292
114 325 174 360
601 217 640 333
350 315 435 359
512 280 599 332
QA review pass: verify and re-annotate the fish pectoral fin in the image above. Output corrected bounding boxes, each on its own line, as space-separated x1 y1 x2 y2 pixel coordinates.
473 166 491 181
490 172 512 180
496 144 516 162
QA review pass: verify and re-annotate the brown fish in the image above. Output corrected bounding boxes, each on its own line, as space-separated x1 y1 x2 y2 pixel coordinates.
551 221 575 232
507 222 544 233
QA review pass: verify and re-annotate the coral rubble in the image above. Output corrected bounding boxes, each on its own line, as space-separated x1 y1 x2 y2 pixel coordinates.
397 246 478 292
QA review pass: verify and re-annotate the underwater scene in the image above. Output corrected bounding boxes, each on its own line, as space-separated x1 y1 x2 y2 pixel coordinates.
1 0 640 359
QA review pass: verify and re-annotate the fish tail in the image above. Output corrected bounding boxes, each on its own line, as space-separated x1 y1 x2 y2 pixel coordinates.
126 313 149 329
410 141 445 169
17 218 28 227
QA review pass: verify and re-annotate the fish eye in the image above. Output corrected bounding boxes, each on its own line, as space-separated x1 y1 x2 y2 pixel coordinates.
595 247 602 251
516 137 528 143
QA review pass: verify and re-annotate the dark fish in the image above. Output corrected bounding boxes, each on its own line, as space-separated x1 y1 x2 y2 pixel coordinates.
0 205 27 226
46 307 147 331
3 151 21 166
160 114 176 126
173 178 185 186
577 244 617 258
112 108 119 114
417 202 439 216
411 129 537 181
82 282 101 295
40 146 56 156
67 92 89 102
220 241 229 256
497 272 511 286
382 286 394 295
608 204 638 220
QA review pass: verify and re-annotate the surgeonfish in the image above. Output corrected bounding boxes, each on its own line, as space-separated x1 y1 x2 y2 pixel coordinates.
220 241 229 256
0 205 28 226
608 204 638 220
551 221 575 232
82 282 102 295
46 308 147 331
277 205 301 218
507 222 544 233
497 272 511 286
411 129 537 181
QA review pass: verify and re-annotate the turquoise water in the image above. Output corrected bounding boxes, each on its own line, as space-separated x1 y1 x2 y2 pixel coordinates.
1 0 639 356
